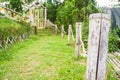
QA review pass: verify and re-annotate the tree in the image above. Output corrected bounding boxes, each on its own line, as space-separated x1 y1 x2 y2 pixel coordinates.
56 0 98 34
44 0 61 23
9 0 23 13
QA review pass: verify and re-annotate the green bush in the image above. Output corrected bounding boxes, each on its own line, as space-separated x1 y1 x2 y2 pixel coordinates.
109 28 120 52
0 18 31 40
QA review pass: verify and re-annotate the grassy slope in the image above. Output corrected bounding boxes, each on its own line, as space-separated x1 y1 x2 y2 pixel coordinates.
0 28 86 80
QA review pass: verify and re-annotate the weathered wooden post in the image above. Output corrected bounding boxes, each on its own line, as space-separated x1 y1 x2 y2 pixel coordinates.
61 25 65 38
86 13 111 80
68 25 75 44
75 22 81 58
68 25 72 44
79 23 86 54
54 25 58 35
75 22 86 58
71 27 75 42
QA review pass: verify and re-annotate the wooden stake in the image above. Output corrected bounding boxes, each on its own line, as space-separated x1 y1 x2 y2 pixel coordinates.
68 25 75 44
75 22 81 58
86 13 110 80
68 25 71 44
61 25 65 38
54 25 58 35
75 22 86 58
79 23 86 54
71 26 75 41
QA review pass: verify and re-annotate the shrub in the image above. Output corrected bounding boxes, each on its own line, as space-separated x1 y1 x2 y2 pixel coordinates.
0 18 31 41
109 27 120 52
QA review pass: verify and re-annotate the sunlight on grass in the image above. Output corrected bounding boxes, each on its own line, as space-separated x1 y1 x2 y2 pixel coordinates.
0 28 86 80
0 28 117 80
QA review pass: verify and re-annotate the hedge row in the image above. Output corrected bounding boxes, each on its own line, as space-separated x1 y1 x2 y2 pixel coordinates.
0 18 32 40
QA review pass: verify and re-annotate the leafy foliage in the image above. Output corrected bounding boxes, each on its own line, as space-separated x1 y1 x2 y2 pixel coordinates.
56 0 98 32
9 0 23 13
109 27 120 52
0 18 31 40
44 0 61 23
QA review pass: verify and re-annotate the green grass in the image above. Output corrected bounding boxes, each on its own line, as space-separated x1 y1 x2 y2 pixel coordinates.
0 28 118 80
0 18 31 40
0 28 86 80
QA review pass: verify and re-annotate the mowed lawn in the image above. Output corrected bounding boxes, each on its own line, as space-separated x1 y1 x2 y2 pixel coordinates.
0 28 86 80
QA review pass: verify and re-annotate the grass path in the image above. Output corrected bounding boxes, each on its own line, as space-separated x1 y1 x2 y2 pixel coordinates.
0 29 86 80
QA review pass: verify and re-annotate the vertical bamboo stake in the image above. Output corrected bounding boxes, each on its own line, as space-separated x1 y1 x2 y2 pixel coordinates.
86 13 110 80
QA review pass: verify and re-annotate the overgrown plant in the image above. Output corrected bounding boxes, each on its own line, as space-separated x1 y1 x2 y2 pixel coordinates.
109 27 120 52
0 18 31 42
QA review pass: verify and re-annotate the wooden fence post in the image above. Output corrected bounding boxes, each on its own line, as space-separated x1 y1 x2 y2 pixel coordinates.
61 25 65 38
80 22 86 52
54 25 58 35
68 25 71 44
75 22 81 58
68 25 75 44
75 22 86 58
86 13 111 80
71 26 75 42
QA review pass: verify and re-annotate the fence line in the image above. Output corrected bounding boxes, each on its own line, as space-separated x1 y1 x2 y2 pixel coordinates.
0 32 30 49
